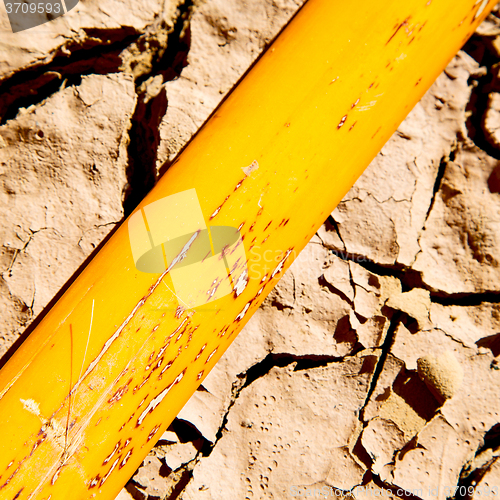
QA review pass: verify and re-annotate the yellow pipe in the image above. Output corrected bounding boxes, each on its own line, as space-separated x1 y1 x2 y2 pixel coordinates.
0 0 493 499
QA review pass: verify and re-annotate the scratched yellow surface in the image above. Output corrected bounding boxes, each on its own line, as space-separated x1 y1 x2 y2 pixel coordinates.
0 0 495 498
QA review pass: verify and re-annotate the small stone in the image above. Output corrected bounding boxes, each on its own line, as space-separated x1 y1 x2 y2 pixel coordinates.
417 351 464 402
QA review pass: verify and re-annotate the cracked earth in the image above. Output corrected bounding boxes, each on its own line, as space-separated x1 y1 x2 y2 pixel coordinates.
1 1 500 500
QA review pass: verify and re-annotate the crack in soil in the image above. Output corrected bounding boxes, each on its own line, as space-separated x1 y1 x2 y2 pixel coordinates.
123 0 194 215
165 351 369 498
368 472 430 500
358 312 402 423
430 290 500 305
0 1 193 127
462 33 500 160
3 3 498 498
317 240 500 305
455 423 500 500
423 151 453 226
0 27 141 125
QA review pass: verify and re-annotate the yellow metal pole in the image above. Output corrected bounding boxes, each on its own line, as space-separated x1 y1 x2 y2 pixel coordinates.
0 0 494 499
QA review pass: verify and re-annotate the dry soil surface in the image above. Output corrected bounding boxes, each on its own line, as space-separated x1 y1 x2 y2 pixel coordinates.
1 1 500 500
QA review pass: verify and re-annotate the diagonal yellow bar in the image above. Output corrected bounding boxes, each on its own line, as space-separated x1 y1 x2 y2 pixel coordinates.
0 0 494 499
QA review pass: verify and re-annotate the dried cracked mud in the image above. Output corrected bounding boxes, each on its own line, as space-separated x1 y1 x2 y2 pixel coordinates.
1 1 500 500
